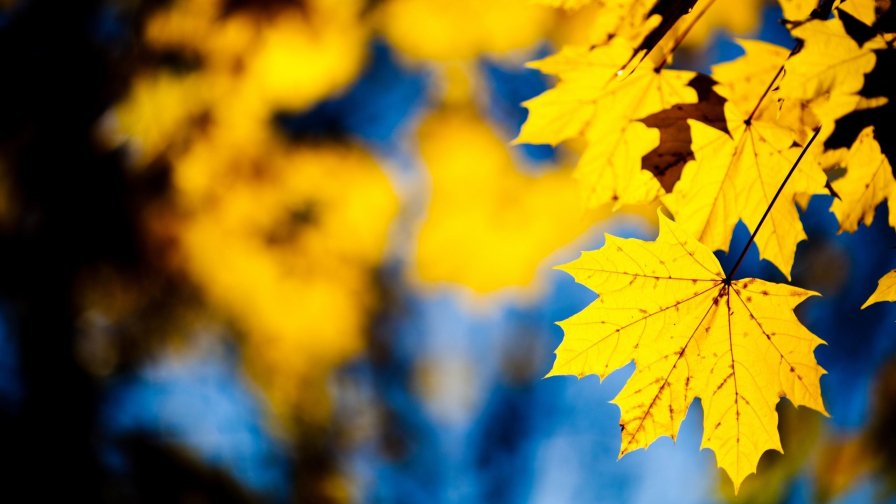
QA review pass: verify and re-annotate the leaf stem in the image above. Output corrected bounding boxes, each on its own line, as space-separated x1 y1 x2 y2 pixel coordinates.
744 62 786 124
725 127 822 282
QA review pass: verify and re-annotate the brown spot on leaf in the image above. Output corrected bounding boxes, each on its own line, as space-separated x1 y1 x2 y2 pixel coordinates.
639 74 728 191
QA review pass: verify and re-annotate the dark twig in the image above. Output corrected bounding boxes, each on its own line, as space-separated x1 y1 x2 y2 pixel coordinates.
725 127 822 281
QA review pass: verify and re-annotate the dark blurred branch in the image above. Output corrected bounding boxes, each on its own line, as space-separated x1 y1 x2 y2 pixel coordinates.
0 0 146 499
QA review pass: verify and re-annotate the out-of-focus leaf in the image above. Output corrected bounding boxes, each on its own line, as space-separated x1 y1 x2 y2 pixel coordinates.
377 0 554 61
414 106 605 294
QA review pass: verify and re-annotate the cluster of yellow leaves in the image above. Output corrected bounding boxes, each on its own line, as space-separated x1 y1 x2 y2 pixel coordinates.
524 0 895 492
779 8 896 312
526 0 893 276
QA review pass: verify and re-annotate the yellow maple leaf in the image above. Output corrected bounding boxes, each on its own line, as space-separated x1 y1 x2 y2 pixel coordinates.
517 38 698 208
862 270 896 308
663 113 824 279
830 126 896 232
663 39 827 278
550 213 828 492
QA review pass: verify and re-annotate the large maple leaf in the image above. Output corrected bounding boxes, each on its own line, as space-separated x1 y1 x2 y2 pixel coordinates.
549 214 828 491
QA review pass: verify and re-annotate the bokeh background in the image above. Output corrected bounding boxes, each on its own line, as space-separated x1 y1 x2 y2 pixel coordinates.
0 0 894 502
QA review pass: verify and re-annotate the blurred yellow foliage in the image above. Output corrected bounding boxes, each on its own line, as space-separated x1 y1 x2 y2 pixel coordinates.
145 0 368 89
180 143 398 425
107 72 208 165
107 0 369 166
413 107 604 294
102 0 397 428
377 0 554 61
102 0 614 430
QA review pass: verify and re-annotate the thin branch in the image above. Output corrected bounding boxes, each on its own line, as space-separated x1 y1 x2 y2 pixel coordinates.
725 127 822 281
654 0 718 71
745 63 785 124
